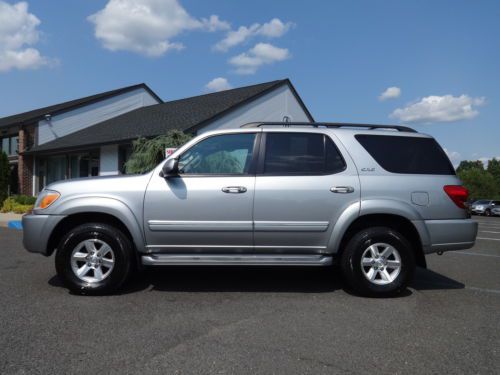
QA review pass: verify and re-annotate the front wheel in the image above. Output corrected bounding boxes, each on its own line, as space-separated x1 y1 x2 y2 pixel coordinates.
340 227 415 297
55 223 134 295
485 209 491 217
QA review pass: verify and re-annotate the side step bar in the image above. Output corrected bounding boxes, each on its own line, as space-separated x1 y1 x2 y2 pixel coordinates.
141 254 333 266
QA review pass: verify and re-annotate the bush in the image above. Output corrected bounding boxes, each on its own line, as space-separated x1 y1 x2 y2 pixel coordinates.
1 197 33 214
11 194 37 205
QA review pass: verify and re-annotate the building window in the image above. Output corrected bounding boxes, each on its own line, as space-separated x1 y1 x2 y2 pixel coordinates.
0 135 18 156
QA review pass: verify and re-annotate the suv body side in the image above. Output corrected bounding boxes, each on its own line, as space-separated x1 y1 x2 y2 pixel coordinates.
23 127 477 258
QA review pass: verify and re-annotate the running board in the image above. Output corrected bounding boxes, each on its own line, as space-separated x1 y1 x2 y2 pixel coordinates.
141 254 333 266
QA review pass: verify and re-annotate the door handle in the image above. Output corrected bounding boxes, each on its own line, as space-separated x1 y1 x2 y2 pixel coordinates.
330 186 354 194
222 186 247 194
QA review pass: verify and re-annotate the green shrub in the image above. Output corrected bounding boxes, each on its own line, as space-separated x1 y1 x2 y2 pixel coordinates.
1 197 34 214
12 194 37 205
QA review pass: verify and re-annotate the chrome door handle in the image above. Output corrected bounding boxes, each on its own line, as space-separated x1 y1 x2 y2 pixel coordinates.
330 186 354 194
222 186 247 194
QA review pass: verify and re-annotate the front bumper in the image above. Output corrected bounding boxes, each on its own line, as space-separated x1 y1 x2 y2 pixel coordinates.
417 218 478 254
471 207 485 214
22 214 66 256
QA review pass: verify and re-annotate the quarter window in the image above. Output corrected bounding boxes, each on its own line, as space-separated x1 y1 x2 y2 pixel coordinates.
178 133 256 175
355 134 455 175
262 133 346 175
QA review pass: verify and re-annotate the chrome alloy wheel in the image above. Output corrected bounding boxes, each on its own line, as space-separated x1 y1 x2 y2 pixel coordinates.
361 243 402 285
70 239 115 283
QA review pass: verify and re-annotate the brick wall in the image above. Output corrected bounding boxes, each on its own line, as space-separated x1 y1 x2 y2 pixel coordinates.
18 125 36 196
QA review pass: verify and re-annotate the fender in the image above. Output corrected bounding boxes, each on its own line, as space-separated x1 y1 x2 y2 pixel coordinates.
327 199 431 254
54 196 146 253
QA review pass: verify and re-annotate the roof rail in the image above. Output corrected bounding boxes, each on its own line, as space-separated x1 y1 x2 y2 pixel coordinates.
240 122 417 133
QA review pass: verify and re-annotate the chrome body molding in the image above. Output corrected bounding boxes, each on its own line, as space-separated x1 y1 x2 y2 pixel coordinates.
254 221 329 232
148 220 253 232
141 254 333 266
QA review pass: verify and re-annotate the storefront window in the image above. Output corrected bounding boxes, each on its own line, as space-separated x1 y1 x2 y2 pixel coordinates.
37 150 100 191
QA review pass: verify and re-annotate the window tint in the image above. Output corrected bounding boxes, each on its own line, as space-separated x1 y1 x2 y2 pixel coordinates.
178 133 256 175
355 135 455 175
263 133 345 175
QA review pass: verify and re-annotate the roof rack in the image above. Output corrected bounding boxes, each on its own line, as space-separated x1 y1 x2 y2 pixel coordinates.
240 122 417 133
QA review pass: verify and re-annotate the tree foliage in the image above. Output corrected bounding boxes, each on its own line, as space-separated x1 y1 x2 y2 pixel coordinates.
124 130 192 174
456 158 500 200
0 151 10 204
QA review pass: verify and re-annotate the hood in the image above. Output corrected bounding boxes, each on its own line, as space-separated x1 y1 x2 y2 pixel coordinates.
45 172 153 196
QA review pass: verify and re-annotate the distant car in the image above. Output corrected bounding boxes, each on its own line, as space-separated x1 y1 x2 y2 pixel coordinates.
491 206 500 217
470 200 500 216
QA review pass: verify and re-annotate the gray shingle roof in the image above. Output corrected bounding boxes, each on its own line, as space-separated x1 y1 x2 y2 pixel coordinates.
28 79 312 154
0 83 162 129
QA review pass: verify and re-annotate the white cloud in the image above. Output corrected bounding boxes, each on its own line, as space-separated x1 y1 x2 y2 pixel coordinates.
444 148 461 167
88 0 229 57
205 77 232 92
379 86 401 101
214 18 293 52
390 95 486 123
201 15 230 32
0 1 54 72
229 43 290 74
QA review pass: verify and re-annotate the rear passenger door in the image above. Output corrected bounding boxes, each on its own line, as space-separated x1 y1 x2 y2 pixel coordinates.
253 131 360 254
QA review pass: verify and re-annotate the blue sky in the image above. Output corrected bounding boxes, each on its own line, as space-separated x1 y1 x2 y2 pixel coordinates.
0 0 498 165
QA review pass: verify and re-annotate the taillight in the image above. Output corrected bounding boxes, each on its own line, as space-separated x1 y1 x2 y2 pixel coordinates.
443 185 468 209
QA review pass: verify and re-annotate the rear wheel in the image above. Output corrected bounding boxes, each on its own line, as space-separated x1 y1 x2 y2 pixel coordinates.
340 227 415 297
55 223 134 295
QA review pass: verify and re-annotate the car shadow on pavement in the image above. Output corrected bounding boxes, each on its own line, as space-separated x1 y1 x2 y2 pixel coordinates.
410 267 465 291
48 266 464 296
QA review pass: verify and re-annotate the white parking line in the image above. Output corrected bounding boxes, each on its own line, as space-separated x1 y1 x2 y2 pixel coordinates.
466 286 500 296
480 230 500 234
451 251 500 259
477 237 500 241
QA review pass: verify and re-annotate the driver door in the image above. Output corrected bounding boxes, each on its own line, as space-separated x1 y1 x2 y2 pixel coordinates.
143 132 259 253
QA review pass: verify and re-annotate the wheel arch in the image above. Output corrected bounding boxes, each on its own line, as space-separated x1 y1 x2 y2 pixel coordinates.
46 198 145 257
336 213 427 268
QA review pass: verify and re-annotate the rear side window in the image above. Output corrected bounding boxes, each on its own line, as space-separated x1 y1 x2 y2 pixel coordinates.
355 134 455 175
262 133 346 175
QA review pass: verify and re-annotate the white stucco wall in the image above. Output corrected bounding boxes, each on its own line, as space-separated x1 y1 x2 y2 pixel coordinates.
99 144 119 176
37 88 159 145
198 84 311 134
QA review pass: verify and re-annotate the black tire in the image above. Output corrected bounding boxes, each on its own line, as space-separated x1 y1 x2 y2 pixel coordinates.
485 209 491 217
340 226 415 297
55 223 134 295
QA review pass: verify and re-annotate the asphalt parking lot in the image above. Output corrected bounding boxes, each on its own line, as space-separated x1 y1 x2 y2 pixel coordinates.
0 217 499 374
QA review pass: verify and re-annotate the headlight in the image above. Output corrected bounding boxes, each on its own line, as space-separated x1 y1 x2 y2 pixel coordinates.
34 190 61 210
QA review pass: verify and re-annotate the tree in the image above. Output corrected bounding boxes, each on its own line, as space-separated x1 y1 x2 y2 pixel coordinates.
487 158 500 184
0 151 9 204
456 160 484 173
457 167 499 201
124 130 192 174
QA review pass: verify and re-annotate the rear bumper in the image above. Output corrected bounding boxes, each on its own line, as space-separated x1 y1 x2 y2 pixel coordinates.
416 219 478 254
22 214 66 256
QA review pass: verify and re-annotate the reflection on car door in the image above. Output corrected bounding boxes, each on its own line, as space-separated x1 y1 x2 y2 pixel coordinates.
253 131 360 254
143 132 259 253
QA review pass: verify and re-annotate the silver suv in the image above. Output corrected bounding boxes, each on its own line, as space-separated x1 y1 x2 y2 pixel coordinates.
22 122 478 296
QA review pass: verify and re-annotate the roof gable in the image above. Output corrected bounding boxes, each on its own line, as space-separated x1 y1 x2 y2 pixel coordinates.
0 83 161 129
27 79 313 154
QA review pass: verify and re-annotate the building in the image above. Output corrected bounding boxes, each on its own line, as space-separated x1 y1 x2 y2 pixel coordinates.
0 79 312 196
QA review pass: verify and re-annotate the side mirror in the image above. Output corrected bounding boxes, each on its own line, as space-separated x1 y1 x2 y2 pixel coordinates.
160 158 179 178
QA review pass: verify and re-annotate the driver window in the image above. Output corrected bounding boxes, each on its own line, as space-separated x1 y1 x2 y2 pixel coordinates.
178 133 256 175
